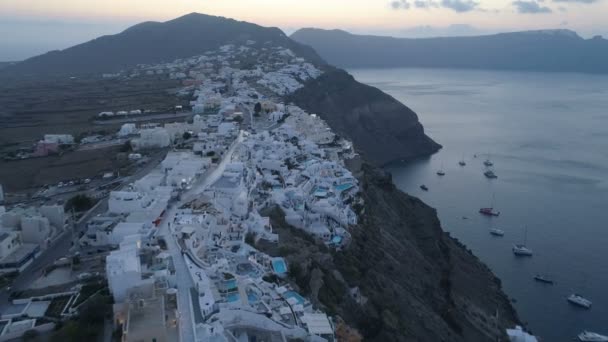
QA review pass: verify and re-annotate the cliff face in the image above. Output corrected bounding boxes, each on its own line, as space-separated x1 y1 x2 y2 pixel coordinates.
258 164 519 341
288 68 441 166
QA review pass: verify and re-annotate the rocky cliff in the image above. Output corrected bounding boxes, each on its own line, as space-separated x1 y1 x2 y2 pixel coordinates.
258 163 520 341
288 67 441 166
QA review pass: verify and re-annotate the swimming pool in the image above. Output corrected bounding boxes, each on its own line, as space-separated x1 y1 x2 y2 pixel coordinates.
272 258 287 274
226 293 240 303
332 235 343 244
247 291 259 303
223 279 237 291
283 291 305 305
335 183 354 192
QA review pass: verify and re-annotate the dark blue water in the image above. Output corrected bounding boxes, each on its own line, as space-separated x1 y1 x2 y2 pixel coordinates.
350 68 608 341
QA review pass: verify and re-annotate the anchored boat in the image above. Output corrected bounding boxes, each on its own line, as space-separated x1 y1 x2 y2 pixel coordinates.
568 294 592 309
490 228 505 236
484 170 498 179
513 226 533 256
533 274 554 284
578 331 608 342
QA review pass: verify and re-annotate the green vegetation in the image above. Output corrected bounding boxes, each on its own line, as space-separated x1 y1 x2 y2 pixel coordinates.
119 140 132 152
50 295 111 342
22 329 40 341
45 296 72 318
254 102 262 117
0 272 17 289
182 131 192 140
277 113 290 124
64 194 95 212
72 281 107 308
245 232 256 246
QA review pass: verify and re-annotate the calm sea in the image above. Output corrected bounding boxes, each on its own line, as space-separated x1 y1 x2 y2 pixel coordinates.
350 67 608 341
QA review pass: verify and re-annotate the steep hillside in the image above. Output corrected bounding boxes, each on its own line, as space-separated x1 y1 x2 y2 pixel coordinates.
291 28 608 73
258 164 520 341
288 67 441 165
2 13 323 77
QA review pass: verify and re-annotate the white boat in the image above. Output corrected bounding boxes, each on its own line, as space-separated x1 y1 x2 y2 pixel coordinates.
490 228 505 236
568 294 592 309
512 244 533 256
459 153 466 166
437 162 445 176
578 331 608 342
484 153 494 166
484 170 498 179
512 226 532 256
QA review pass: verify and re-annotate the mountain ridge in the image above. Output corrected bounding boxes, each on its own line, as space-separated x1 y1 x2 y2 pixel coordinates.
291 27 608 73
2 13 324 77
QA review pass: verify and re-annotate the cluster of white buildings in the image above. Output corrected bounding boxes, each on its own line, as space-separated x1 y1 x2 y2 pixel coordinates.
95 43 362 342
42 134 74 145
0 204 65 272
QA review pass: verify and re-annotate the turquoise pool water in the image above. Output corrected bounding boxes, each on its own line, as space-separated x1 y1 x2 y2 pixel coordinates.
223 279 237 291
284 291 305 305
226 293 240 302
335 183 353 192
247 292 259 303
272 258 287 274
332 235 343 244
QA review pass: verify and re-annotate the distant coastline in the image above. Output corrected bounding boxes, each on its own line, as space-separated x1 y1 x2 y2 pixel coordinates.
292 28 608 74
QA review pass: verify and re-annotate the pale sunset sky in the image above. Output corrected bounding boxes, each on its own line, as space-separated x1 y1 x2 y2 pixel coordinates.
1 0 607 61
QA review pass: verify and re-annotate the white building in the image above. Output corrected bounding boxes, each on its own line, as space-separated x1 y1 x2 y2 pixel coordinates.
106 222 146 246
217 122 237 137
131 128 171 150
39 205 65 230
20 216 51 245
109 191 149 214
118 123 137 137
43 134 74 145
507 326 538 342
106 245 151 302
0 231 21 260
161 152 208 188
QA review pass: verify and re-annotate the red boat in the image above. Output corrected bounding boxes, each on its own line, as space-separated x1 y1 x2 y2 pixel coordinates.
479 207 500 216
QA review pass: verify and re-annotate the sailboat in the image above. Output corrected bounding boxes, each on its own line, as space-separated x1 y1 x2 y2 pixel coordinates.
534 263 555 284
484 153 494 167
459 153 466 166
512 226 533 256
437 162 446 176
484 170 498 179
479 194 500 216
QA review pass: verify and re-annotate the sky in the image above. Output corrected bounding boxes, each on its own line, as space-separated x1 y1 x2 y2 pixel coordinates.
1 0 607 61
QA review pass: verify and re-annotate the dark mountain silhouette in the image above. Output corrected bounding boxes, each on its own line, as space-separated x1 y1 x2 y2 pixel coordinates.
3 13 323 77
291 28 608 73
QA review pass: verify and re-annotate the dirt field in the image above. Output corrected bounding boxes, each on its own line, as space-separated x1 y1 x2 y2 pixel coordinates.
0 73 186 193
0 146 128 192
0 74 183 147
